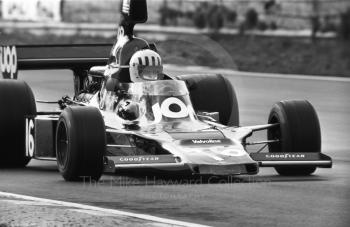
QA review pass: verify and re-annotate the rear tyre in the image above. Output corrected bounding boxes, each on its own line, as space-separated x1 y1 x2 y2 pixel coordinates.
268 100 321 176
0 80 36 167
56 106 106 181
177 74 239 126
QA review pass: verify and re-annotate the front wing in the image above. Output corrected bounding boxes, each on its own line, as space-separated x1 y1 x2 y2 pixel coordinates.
250 152 332 168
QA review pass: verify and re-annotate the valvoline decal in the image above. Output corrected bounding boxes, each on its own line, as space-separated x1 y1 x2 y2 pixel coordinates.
0 46 18 79
180 138 233 146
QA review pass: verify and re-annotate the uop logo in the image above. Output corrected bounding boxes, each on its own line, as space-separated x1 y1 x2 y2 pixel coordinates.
0 46 18 79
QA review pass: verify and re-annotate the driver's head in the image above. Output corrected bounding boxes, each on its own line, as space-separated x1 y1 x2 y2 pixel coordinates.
129 49 163 82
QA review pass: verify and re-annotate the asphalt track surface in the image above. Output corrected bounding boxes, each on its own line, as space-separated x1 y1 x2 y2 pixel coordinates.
1 68 349 227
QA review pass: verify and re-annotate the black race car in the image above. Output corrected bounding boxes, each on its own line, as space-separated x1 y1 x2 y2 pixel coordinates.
0 0 331 181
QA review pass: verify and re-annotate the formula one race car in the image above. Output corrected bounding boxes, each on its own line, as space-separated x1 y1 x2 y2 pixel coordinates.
0 0 331 181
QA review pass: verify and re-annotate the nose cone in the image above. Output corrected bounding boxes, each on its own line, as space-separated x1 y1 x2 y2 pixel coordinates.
164 138 258 175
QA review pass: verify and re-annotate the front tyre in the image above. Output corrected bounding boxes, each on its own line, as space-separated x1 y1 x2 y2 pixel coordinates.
56 106 106 181
268 100 321 176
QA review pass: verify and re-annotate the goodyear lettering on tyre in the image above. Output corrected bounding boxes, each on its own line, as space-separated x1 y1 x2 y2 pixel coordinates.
0 46 18 79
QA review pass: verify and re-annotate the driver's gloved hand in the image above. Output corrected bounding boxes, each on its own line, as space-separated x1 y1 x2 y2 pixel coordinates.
105 77 120 92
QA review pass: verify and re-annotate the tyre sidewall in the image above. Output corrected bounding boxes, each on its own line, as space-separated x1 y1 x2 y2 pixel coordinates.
0 80 36 167
56 108 80 180
56 106 105 181
268 100 320 175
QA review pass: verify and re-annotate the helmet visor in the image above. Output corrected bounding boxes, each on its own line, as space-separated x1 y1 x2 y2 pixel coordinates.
138 65 163 81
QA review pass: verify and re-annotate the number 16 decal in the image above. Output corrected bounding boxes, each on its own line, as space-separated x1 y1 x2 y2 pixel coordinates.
25 118 35 157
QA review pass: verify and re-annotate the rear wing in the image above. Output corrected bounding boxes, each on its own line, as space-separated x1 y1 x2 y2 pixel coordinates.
1 0 149 79
1 44 112 79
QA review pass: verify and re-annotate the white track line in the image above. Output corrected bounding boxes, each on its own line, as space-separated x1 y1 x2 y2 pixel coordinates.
165 64 350 82
0 191 209 227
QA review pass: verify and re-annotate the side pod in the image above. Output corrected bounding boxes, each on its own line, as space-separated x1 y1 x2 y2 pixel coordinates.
25 114 59 160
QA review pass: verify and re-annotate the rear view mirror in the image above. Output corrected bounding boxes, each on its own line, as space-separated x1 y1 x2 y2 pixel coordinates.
121 0 148 24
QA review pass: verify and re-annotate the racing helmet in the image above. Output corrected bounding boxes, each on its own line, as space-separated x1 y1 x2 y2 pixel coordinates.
116 99 140 121
129 49 163 82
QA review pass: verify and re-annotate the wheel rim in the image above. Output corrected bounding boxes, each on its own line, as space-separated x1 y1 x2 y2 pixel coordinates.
56 121 69 169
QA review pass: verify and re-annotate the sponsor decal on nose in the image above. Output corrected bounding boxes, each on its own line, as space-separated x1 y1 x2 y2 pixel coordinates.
192 139 222 144
180 138 233 146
